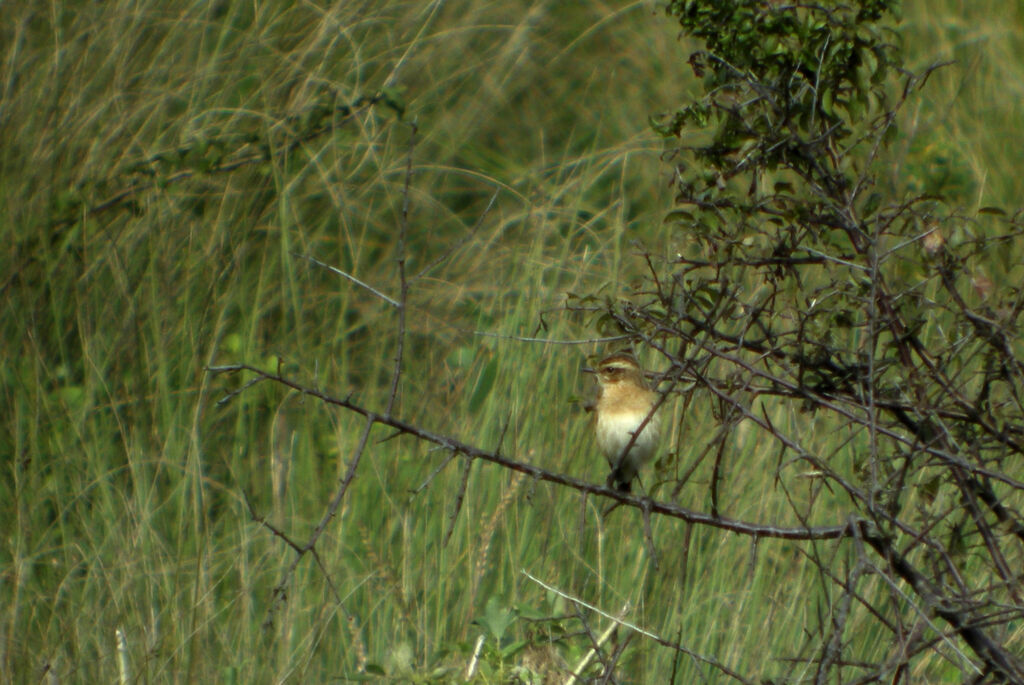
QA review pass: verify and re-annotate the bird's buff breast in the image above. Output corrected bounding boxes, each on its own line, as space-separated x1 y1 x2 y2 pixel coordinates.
596 409 661 460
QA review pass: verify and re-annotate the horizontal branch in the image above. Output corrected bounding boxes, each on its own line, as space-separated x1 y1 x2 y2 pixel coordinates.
208 362 851 541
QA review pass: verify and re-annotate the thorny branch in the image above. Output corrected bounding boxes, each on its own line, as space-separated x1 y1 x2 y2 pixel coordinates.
208 361 852 542
254 121 417 634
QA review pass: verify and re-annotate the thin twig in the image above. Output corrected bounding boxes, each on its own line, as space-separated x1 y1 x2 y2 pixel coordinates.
444 455 472 548
388 122 416 414
472 331 632 345
261 415 375 631
641 498 659 570
525 571 756 685
291 252 400 308
410 447 459 496
412 190 498 282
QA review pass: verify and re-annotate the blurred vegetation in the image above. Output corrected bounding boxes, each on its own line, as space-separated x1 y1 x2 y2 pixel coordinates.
1 0 1021 682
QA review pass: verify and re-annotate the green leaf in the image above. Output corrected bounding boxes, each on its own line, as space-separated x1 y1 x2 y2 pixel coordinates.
477 596 517 643
821 87 835 117
664 209 695 223
499 639 529 658
860 192 883 219
468 358 498 413
882 122 899 147
515 603 548 621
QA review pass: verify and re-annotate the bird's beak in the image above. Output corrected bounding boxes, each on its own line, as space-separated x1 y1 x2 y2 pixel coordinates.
581 365 596 375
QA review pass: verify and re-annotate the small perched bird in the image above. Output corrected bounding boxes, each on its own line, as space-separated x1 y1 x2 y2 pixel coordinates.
588 353 662 492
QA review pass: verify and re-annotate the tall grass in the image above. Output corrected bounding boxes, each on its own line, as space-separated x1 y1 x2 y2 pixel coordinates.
1 0 1020 681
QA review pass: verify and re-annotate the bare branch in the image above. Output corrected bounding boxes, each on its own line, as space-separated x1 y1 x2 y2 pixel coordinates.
292 252 400 308
525 571 757 685
208 362 853 541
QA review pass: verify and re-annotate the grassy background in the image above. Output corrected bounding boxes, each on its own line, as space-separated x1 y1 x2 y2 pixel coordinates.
2 1 1021 682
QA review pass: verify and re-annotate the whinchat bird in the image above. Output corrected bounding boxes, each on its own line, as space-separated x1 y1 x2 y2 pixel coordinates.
587 353 662 492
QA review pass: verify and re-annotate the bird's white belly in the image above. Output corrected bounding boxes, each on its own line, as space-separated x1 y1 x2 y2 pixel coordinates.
598 411 659 462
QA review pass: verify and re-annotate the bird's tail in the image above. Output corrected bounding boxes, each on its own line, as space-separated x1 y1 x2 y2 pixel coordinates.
607 467 633 493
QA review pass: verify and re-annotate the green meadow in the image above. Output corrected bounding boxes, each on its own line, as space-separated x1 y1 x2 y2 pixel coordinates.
2 1 1021 681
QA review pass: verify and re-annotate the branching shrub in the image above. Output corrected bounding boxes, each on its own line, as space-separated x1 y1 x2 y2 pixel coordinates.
575 0 1024 680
